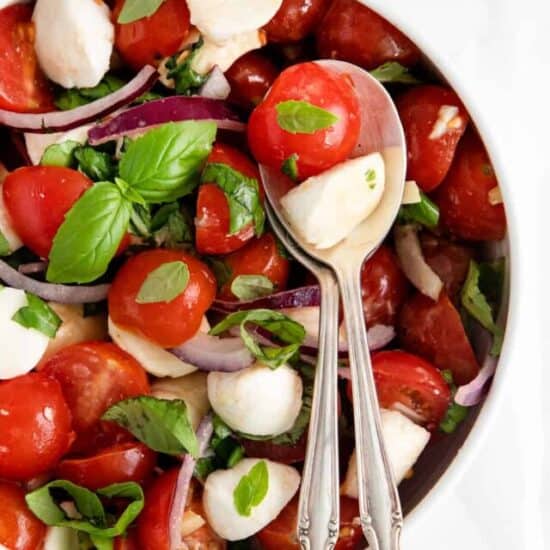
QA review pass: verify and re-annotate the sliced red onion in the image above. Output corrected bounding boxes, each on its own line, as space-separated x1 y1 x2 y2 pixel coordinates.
367 324 397 350
199 66 231 100
0 258 109 303
0 66 158 133
18 261 47 275
454 356 497 406
169 332 253 372
212 285 320 313
168 414 213 550
394 224 443 301
88 96 245 145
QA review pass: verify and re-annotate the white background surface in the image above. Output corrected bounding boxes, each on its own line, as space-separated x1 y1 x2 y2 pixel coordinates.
361 1 549 548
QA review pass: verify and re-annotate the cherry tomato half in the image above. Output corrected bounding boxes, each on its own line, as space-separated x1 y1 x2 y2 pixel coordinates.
398 292 480 385
257 496 362 549
316 0 420 70
196 143 261 255
396 85 469 192
56 442 157 490
0 481 47 550
218 232 290 300
113 0 191 69
109 249 216 347
3 166 92 258
248 62 360 180
0 4 53 113
435 130 506 241
0 373 74 481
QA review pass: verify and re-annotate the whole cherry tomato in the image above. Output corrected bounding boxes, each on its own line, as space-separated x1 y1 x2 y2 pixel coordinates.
113 0 191 69
257 496 362 549
0 4 53 112
248 62 360 180
361 245 409 328
0 481 47 550
196 143 261 255
316 0 420 70
40 342 150 452
218 233 290 300
0 373 73 481
56 442 157 490
226 52 279 111
264 0 331 43
137 470 224 550
109 249 216 347
398 292 480 385
435 130 506 241
3 166 92 258
241 432 307 464
396 85 469 192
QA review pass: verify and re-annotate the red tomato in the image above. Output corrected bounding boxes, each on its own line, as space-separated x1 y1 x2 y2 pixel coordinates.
0 4 53 113
248 62 360 180
264 0 331 43
396 85 469 192
40 342 150 452
242 433 307 464
137 470 224 550
3 166 92 258
0 481 47 550
218 232 290 300
361 245 408 328
114 533 140 550
316 0 420 70
0 373 73 481
347 350 451 430
257 496 362 549
56 442 157 490
196 143 261 255
113 0 191 69
398 292 480 385
226 52 279 111
109 249 216 347
435 130 506 241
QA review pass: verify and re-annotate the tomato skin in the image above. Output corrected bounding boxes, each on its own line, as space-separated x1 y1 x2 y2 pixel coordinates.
109 249 216 347
242 433 307 464
0 5 53 113
196 143 261 255
264 0 331 43
3 166 92 258
113 0 191 69
0 481 47 550
316 0 420 70
396 85 469 192
257 496 362 549
226 52 279 112
56 442 157 490
218 233 290 300
398 292 480 385
435 130 506 241
248 62 360 180
0 373 74 481
361 245 408 328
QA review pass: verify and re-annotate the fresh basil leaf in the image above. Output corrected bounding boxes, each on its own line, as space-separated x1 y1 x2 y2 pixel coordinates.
231 275 274 301
275 100 339 135
233 460 269 517
114 177 147 205
166 38 208 95
210 309 306 369
129 204 152 237
0 230 10 256
12 292 61 338
75 146 117 182
120 121 217 203
117 0 165 24
55 75 125 110
281 154 299 182
102 396 199 457
136 260 190 304
202 162 265 236
397 190 440 228
151 202 193 247
369 62 421 84
25 480 144 545
40 140 80 167
47 182 132 284
439 401 468 434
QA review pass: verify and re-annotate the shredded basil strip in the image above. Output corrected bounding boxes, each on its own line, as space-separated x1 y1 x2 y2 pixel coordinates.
55 74 126 110
12 292 61 338
233 460 269 517
281 154 299 182
397 190 440 228
136 260 190 304
369 62 421 84
117 0 166 24
231 274 274 301
166 38 208 95
439 370 469 434
275 100 339 135
0 230 11 256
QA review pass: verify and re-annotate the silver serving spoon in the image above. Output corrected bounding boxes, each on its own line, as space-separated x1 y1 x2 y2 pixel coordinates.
260 59 406 550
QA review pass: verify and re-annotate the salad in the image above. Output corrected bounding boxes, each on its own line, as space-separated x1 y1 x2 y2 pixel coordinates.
0 0 507 548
